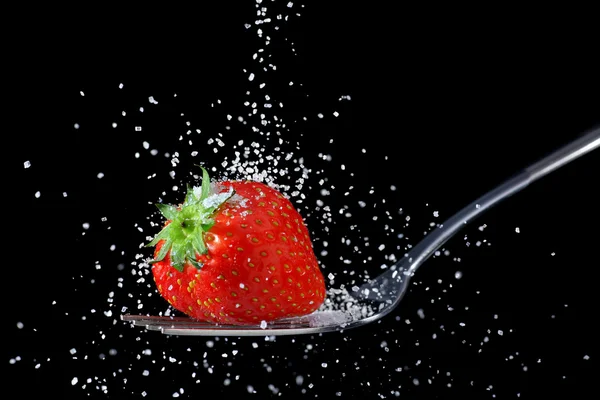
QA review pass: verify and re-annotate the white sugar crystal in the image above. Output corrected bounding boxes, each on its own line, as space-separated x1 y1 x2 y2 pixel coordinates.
455 271 463 279
17 321 24 329
97 172 104 179
248 73 255 81
24 160 31 168
260 320 267 329
135 126 142 131
515 227 520 233
35 191 41 198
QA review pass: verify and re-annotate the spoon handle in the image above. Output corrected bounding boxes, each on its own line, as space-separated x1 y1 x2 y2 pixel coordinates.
404 125 600 276
526 127 600 181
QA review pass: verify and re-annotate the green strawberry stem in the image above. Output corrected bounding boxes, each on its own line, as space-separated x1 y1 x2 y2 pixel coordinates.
147 166 235 272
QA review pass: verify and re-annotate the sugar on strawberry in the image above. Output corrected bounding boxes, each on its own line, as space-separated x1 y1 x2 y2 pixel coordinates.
148 166 326 325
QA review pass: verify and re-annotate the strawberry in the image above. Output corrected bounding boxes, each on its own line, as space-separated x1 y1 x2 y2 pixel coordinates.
147 167 326 325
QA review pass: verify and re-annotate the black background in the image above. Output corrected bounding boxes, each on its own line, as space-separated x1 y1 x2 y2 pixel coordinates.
6 3 599 399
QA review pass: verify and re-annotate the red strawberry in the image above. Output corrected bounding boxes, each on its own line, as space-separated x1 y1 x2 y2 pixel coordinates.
148 166 326 325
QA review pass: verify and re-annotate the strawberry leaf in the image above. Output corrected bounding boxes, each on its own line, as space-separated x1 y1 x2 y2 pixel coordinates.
156 203 179 220
154 238 172 261
147 225 171 247
183 183 197 207
200 166 211 199
170 242 185 272
188 257 203 269
201 222 215 232
191 226 207 255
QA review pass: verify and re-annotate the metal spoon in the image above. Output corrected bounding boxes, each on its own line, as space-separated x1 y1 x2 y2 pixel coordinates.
122 125 600 336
